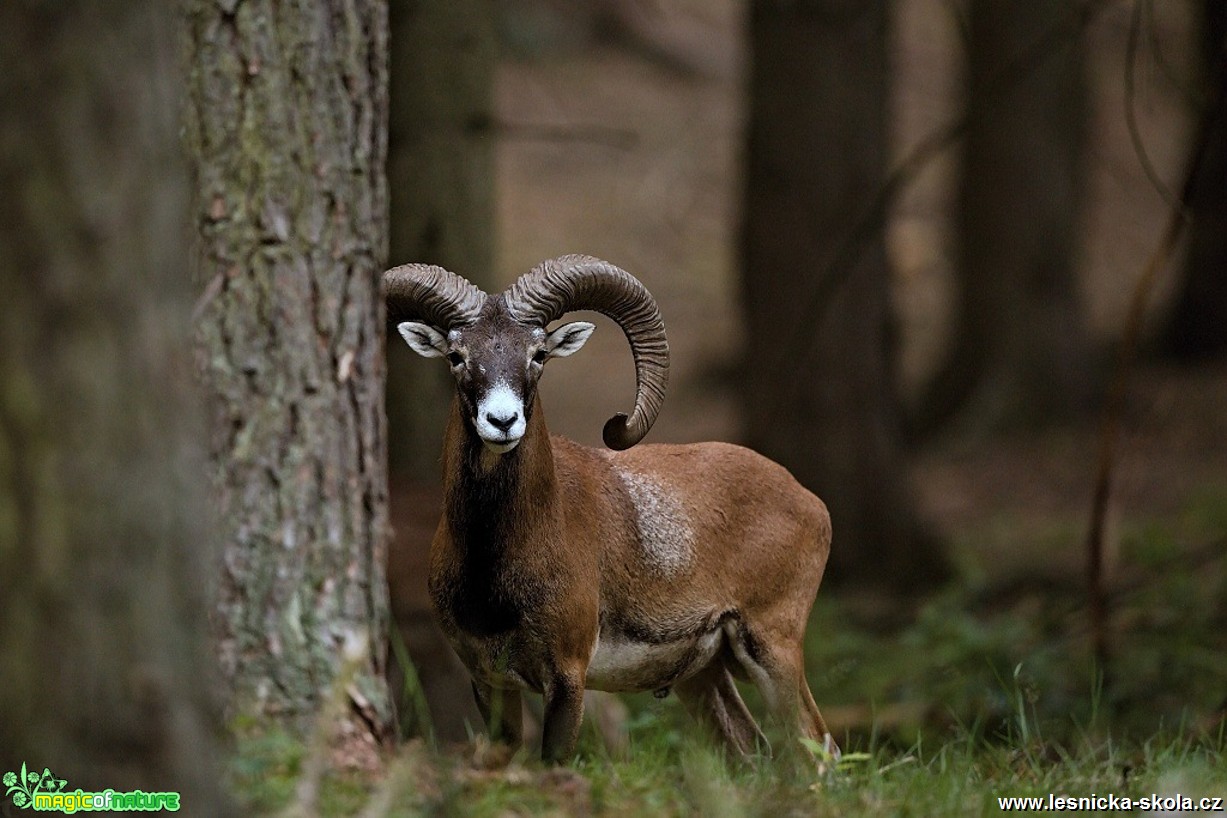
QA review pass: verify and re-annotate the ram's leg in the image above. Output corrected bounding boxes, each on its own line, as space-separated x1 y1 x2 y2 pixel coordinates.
541 667 585 763
800 680 838 757
730 625 839 760
674 661 769 758
472 679 523 749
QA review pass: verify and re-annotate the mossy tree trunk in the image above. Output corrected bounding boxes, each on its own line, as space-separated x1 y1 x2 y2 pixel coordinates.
740 0 949 590
183 0 393 750
0 2 232 812
386 0 497 478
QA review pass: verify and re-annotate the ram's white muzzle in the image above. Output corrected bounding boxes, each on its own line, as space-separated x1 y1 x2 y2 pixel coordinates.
474 381 526 452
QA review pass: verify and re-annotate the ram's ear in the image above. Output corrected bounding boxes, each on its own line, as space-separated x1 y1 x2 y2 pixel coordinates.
544 321 595 359
397 321 448 358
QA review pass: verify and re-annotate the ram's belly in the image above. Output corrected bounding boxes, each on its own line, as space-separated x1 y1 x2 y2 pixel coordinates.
585 629 723 693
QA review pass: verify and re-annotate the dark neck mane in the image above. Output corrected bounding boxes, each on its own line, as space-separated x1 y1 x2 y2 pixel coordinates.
437 397 556 637
442 396 554 555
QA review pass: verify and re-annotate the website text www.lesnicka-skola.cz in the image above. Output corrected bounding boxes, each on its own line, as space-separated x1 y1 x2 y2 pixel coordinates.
998 793 1225 812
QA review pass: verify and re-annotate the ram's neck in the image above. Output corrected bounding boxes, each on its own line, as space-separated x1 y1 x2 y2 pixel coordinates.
441 395 556 554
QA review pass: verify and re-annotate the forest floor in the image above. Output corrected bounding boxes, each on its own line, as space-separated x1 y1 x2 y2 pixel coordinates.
235 1 1225 814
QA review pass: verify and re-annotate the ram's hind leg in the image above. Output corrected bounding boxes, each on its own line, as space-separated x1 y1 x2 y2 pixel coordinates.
674 661 768 758
730 624 839 760
800 678 837 756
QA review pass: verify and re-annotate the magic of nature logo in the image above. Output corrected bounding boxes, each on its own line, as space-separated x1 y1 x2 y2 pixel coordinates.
3 763 180 813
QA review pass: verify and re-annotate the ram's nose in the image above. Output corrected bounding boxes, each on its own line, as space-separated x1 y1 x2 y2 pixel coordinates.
485 411 519 433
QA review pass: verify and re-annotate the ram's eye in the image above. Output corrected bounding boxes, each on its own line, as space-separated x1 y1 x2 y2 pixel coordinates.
531 349 549 364
446 352 464 367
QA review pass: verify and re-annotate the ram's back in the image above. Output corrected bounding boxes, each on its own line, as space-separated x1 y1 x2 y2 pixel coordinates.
552 437 831 624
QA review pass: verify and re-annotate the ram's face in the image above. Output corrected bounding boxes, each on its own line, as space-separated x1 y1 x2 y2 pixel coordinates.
397 303 594 454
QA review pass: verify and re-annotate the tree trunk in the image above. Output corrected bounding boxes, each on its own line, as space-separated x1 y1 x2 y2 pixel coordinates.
383 0 497 743
183 0 393 752
1160 0 1227 360
0 2 232 812
386 0 497 477
382 0 498 745
913 0 1092 435
741 0 949 589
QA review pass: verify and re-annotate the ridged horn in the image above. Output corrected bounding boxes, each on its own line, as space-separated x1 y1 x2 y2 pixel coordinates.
504 254 668 450
383 264 486 330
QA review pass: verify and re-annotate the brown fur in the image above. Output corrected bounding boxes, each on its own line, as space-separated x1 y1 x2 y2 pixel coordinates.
428 395 836 762
386 479 630 753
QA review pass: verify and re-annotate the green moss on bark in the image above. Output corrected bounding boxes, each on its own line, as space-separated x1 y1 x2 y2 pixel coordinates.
184 0 393 745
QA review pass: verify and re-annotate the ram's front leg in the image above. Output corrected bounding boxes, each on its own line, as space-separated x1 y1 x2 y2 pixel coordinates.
540 665 586 763
472 679 523 750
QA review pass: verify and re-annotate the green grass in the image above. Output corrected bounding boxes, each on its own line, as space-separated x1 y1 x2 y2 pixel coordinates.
229 722 1225 817
230 493 1227 816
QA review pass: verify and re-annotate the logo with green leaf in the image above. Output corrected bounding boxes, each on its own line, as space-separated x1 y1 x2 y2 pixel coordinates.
3 763 67 809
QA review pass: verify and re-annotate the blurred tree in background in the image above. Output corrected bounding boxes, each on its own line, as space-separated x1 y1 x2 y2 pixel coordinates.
386 0 498 478
1160 0 1227 360
384 0 498 745
0 2 232 811
183 0 393 755
912 0 1093 436
740 0 950 590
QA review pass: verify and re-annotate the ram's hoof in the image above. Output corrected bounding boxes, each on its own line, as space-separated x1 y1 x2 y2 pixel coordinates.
653 687 670 699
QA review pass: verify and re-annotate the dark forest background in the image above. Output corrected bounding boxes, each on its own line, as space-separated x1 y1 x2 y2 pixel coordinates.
1 0 1223 815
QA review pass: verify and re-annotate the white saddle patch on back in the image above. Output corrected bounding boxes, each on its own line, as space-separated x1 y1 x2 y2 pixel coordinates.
616 467 695 576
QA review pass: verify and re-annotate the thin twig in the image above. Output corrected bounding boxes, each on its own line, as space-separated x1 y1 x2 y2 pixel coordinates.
1125 0 1182 212
1084 39 1225 672
1142 0 1205 110
191 268 225 323
780 0 1115 404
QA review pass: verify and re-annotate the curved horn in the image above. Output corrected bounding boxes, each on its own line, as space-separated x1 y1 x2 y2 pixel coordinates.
383 264 486 330
504 254 668 450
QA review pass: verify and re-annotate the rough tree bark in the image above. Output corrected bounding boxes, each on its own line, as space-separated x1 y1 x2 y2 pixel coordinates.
912 0 1092 435
183 0 393 751
1160 0 1227 360
740 0 949 589
384 0 496 743
0 2 232 812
